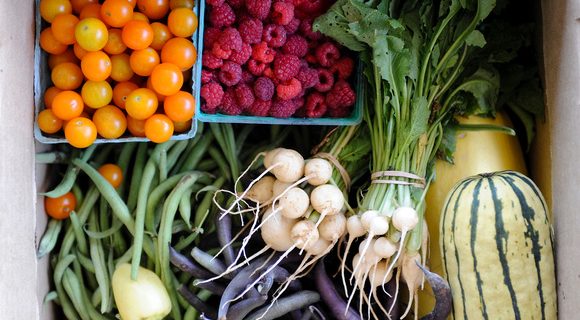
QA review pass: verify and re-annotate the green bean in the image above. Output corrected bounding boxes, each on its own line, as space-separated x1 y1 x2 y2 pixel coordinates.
116 142 138 197
166 139 190 173
62 268 91 320
114 244 134 268
196 158 218 172
88 213 112 314
35 151 68 164
177 132 214 172
73 158 135 233
98 195 110 235
170 134 203 176
183 306 198 320
74 249 96 274
195 177 226 228
159 147 168 181
127 143 148 211
84 218 123 239
178 186 194 228
59 187 100 258
65 269 111 320
37 219 62 258
210 123 239 180
53 254 79 320
43 291 58 304
112 228 129 257
69 211 88 255
209 146 231 180
173 231 198 252
71 184 84 207
43 146 96 197
145 172 190 232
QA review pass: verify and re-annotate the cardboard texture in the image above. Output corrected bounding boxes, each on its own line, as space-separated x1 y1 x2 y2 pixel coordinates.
541 0 580 317
0 1 574 319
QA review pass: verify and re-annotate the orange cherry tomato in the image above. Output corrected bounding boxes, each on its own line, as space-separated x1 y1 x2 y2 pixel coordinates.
130 47 160 76
81 51 112 81
110 53 134 82
161 37 196 71
52 90 84 120
167 8 197 38
65 117 97 148
125 88 158 120
98 163 124 188
44 86 63 108
150 63 183 96
82 80 113 109
93 105 127 139
163 91 194 122
40 0 73 23
40 28 68 55
132 12 150 22
75 18 109 52
51 14 80 45
127 0 137 8
73 42 89 59
51 62 83 90
45 192 77 220
150 22 172 51
112 81 139 109
37 109 64 134
137 0 170 20
101 0 134 28
127 115 146 137
173 119 192 133
71 0 99 14
48 48 79 69
79 3 102 20
169 0 194 9
122 20 154 50
146 76 166 102
104 28 128 55
145 114 173 143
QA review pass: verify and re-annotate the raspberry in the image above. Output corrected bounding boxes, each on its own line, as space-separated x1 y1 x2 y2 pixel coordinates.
201 69 216 84
218 61 243 86
305 53 318 64
296 67 319 89
299 19 322 41
201 102 217 114
305 92 327 118
293 96 305 110
202 51 224 69
297 0 328 15
315 68 334 92
246 0 271 20
270 98 296 118
226 0 245 8
241 70 255 84
316 42 340 67
229 42 252 65
204 27 222 48
234 84 255 109
253 76 275 100
326 80 356 108
263 67 275 80
276 78 302 100
218 28 243 52
246 99 271 116
209 4 236 28
239 18 264 44
284 17 300 34
273 54 300 81
330 57 354 79
206 0 225 5
282 35 308 57
219 89 243 115
262 25 287 48
247 59 267 76
272 2 295 26
200 82 224 108
251 42 276 63
328 106 351 118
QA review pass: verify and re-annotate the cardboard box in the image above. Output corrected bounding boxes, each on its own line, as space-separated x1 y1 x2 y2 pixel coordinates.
0 0 576 319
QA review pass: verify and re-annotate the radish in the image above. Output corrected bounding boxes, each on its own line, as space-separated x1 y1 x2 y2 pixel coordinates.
318 213 346 242
245 176 275 204
384 207 419 279
290 219 319 250
310 184 344 216
374 236 398 259
268 148 305 183
272 179 293 198
303 158 333 186
400 252 423 319
276 187 310 219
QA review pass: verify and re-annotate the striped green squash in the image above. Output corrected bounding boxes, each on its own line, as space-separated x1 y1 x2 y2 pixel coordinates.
439 170 557 319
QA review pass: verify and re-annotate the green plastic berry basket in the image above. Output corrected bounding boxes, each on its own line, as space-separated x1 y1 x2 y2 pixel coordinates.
194 1 364 126
33 0 204 145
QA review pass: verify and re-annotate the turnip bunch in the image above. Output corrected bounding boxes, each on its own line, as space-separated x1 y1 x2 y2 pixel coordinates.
315 0 499 318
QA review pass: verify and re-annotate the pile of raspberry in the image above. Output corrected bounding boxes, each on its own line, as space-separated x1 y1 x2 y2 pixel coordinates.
200 0 356 118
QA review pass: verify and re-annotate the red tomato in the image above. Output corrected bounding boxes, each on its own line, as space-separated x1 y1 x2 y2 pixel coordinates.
45 192 77 220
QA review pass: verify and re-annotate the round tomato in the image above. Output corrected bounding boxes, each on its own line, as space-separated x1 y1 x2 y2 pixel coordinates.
167 8 197 38
129 47 159 76
127 115 146 137
71 0 99 14
145 114 173 143
37 109 64 134
146 76 166 102
51 14 80 45
173 119 192 133
65 117 98 148
98 163 124 188
169 0 194 9
52 91 84 120
51 62 83 90
75 18 109 52
73 42 89 59
45 192 77 220
137 0 170 20
40 0 72 23
112 81 139 109
150 22 172 51
81 50 112 81
104 28 127 55
44 86 63 108
101 0 134 28
79 3 102 20
48 48 79 69
110 53 134 82
131 12 150 22
122 20 154 51
93 105 127 139
82 80 113 109
161 37 196 71
163 91 194 122
125 88 158 120
40 28 68 55
150 63 183 96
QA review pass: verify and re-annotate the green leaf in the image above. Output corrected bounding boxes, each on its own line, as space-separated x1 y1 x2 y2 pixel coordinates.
439 125 458 163
312 1 367 52
508 103 535 150
465 30 486 47
401 97 430 148
456 67 500 115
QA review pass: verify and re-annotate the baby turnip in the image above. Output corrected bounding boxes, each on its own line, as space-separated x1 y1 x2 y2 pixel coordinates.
263 148 284 168
272 179 293 198
400 252 423 320
351 214 389 281
260 208 297 252
384 206 419 285
245 176 275 204
310 184 344 216
374 236 398 259
268 148 305 183
318 213 346 242
304 158 333 186
276 187 310 219
341 215 366 293
290 219 319 250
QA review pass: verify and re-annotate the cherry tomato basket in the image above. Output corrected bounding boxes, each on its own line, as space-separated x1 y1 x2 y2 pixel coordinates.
194 1 364 126
33 0 203 144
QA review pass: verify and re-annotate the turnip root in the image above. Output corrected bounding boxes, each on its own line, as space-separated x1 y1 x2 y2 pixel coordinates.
310 184 344 216
304 158 333 186
245 176 276 204
290 220 319 251
374 237 397 259
400 252 422 320
318 213 347 242
276 187 310 219
272 180 293 198
268 149 305 183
